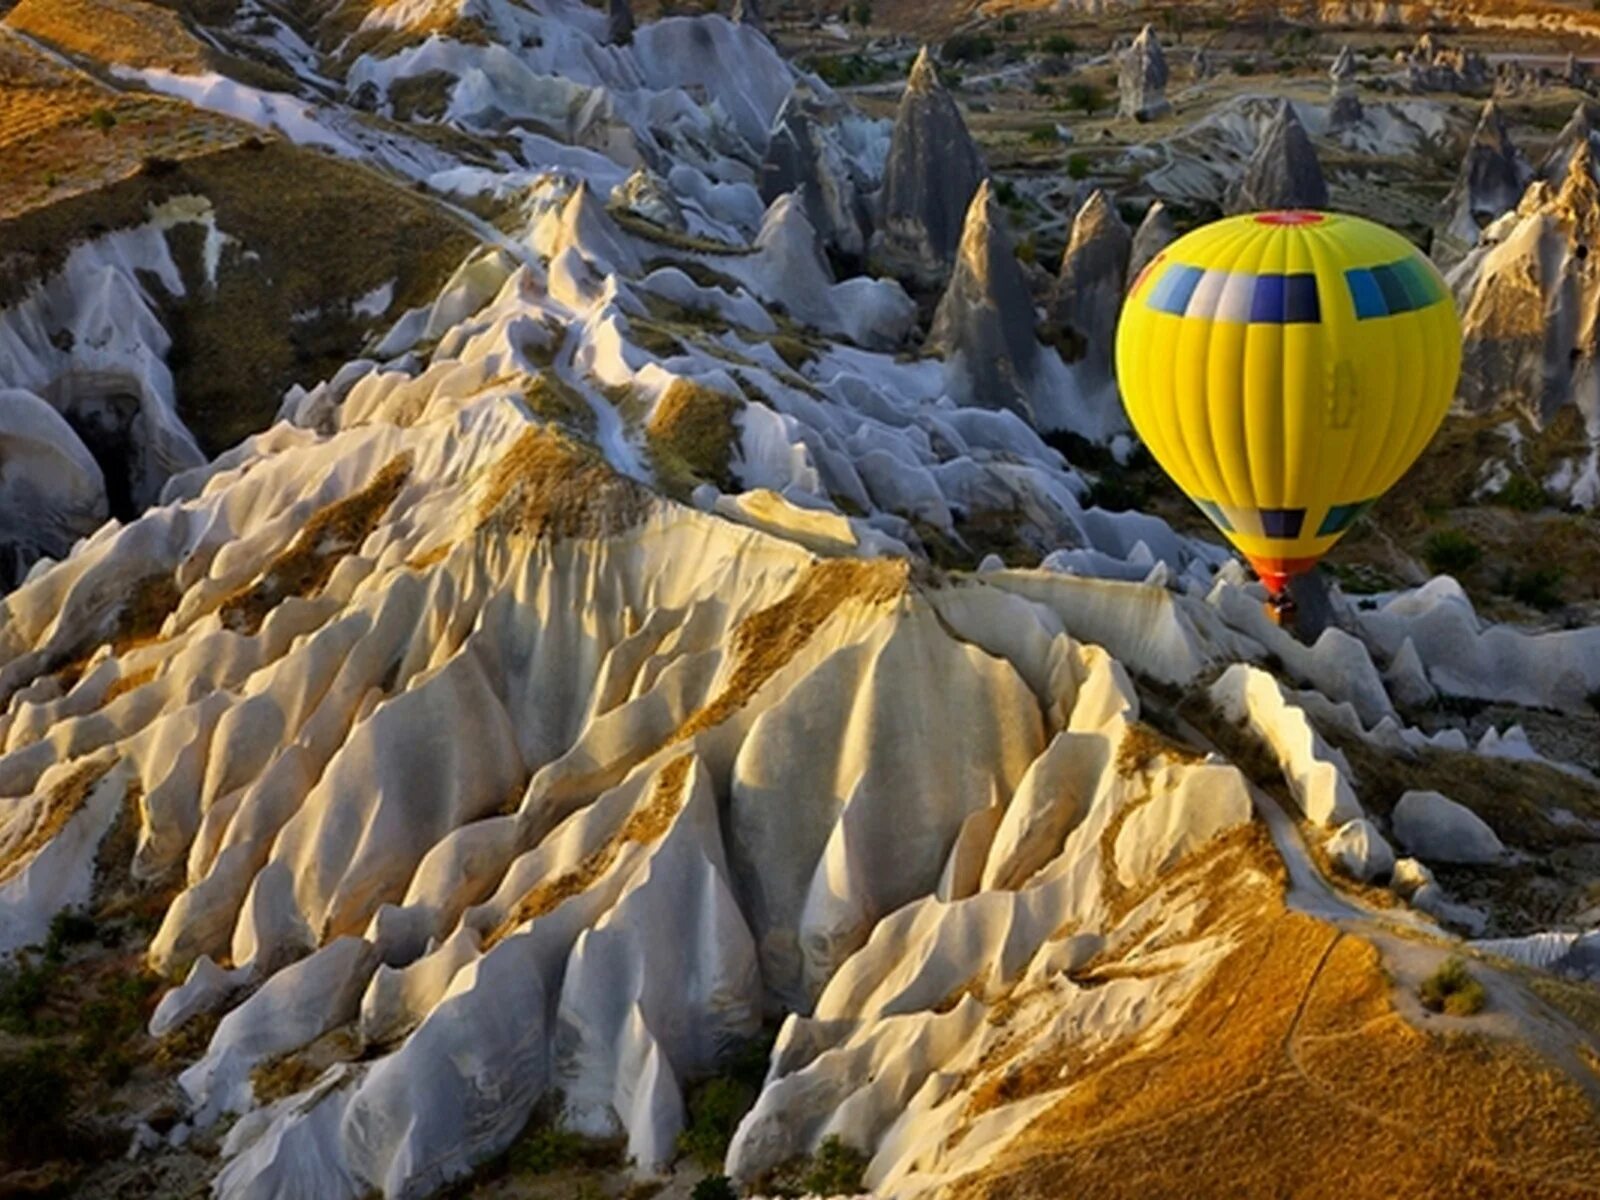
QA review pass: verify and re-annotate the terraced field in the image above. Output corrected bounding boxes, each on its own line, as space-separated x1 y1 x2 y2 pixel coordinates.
7 0 213 74
0 30 248 222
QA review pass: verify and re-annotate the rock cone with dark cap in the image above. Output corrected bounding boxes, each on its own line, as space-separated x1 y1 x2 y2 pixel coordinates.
1118 24 1170 121
1052 190 1131 388
1539 103 1600 183
874 46 987 288
1439 100 1531 258
606 0 633 44
1330 45 1362 129
1128 199 1176 283
928 179 1040 420
1228 100 1328 213
761 84 870 266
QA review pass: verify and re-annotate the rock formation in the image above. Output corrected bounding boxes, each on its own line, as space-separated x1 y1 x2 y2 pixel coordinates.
1128 198 1176 282
1539 103 1600 183
1404 32 1490 93
606 0 634 44
0 390 109 590
873 47 988 288
927 180 1042 420
1452 142 1600 450
1438 100 1531 259
731 0 763 33
1118 24 1170 121
1193 47 1212 80
1052 190 1131 389
1227 100 1329 213
761 83 870 268
1329 44 1362 129
609 167 687 231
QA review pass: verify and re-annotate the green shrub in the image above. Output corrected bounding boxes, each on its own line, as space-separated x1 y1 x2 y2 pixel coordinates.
1000 14 1018 32
1232 60 1257 76
1026 124 1058 145
0 1048 72 1164
508 1127 598 1175
692 1177 739 1200
0 952 55 1035
1507 565 1565 611
1063 82 1102 113
678 1076 755 1169
1067 152 1090 179
850 0 871 26
1493 473 1549 512
802 1135 869 1196
1418 957 1487 1016
1032 79 1054 96
87 106 117 133
993 178 1021 208
941 33 995 64
1422 529 1481 576
1041 33 1075 55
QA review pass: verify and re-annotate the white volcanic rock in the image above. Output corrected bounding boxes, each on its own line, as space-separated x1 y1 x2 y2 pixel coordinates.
1227 100 1329 213
1127 199 1176 283
761 83 871 266
1324 818 1395 883
0 390 108 590
1391 790 1506 865
1112 763 1252 888
1052 190 1132 393
928 180 1044 422
1439 100 1532 258
1117 25 1170 122
609 167 687 232
1329 45 1362 129
1210 664 1360 827
1451 144 1600 440
1538 103 1600 183
873 47 987 287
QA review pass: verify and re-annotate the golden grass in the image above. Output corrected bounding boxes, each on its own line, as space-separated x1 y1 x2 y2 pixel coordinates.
475 427 651 542
645 379 742 499
218 454 411 634
0 757 116 885
0 30 248 223
675 558 908 740
522 373 597 438
101 666 158 705
950 878 1600 1200
8 0 212 72
484 755 693 949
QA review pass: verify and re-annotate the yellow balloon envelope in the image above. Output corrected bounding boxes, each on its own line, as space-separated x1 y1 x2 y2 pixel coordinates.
1115 210 1462 593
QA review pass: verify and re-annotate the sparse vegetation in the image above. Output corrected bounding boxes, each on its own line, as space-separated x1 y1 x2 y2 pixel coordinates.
805 53 892 88
1027 124 1058 146
850 0 871 26
941 33 996 64
679 1076 755 1168
1067 152 1091 179
802 1135 870 1196
1041 33 1076 56
1063 82 1103 114
1493 472 1550 513
692 1176 739 1200
1422 528 1482 575
1503 565 1565 611
1418 957 1487 1016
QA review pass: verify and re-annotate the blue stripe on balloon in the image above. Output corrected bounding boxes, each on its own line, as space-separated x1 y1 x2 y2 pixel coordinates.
1345 259 1445 320
1146 266 1320 324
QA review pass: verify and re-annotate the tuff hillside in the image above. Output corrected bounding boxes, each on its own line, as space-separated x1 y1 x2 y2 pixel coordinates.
2 2 1600 1198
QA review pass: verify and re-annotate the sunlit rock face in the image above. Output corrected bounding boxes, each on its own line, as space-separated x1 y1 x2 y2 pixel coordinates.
928 180 1044 421
1117 23 1169 122
872 47 987 289
1052 189 1131 394
1451 144 1600 500
1437 100 1532 262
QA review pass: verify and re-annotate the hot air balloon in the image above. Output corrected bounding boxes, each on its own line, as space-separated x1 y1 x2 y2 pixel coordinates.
1115 210 1462 601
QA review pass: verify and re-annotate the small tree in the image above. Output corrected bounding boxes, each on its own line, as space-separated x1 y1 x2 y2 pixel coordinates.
850 0 870 25
1064 81 1102 114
